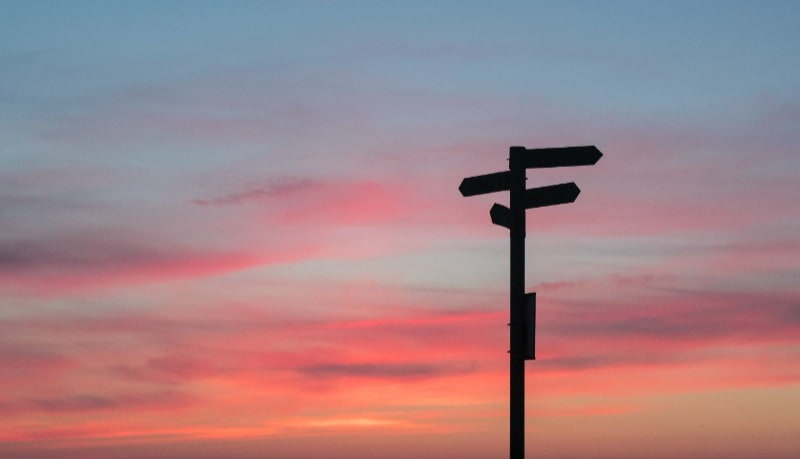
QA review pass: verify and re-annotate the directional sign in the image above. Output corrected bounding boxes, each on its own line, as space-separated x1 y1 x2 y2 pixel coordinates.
490 203 511 229
511 145 602 169
524 182 580 209
459 170 510 197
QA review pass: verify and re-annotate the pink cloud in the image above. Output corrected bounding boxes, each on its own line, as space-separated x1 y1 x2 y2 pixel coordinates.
0 344 75 389
5 279 797 399
0 390 194 416
1 269 797 446
0 233 322 295
194 177 431 227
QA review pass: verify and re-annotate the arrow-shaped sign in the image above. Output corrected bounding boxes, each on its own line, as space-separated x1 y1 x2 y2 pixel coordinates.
525 182 580 209
511 145 602 169
490 203 511 229
459 170 510 197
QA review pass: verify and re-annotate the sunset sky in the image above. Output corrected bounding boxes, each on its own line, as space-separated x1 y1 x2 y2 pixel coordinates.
2 2 799 458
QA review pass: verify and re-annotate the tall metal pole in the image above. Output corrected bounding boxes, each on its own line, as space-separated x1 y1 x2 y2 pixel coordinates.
509 147 526 459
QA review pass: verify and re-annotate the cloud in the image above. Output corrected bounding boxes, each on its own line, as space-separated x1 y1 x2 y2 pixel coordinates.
1 278 797 445
192 177 316 206
299 362 474 379
0 344 74 388
31 395 116 412
30 390 192 414
0 390 193 418
0 234 315 294
195 177 424 227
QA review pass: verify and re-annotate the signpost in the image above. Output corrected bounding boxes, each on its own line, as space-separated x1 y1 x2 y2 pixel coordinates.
459 145 602 459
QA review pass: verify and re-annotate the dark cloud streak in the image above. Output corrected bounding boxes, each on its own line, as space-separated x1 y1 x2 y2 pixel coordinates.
192 177 316 206
299 362 475 380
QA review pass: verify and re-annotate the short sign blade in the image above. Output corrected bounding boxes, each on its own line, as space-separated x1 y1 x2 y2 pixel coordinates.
459 170 510 197
512 145 602 169
525 182 580 209
490 203 511 229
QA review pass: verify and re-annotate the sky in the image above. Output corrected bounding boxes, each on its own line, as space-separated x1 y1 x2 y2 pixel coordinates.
1 1 799 457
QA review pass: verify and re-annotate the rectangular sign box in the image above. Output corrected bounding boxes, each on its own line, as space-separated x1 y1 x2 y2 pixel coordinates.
525 292 536 360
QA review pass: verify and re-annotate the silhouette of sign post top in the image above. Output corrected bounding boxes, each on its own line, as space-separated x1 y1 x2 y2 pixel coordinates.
459 145 603 459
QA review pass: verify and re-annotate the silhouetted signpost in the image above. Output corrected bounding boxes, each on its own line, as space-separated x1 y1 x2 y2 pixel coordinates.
459 145 602 459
